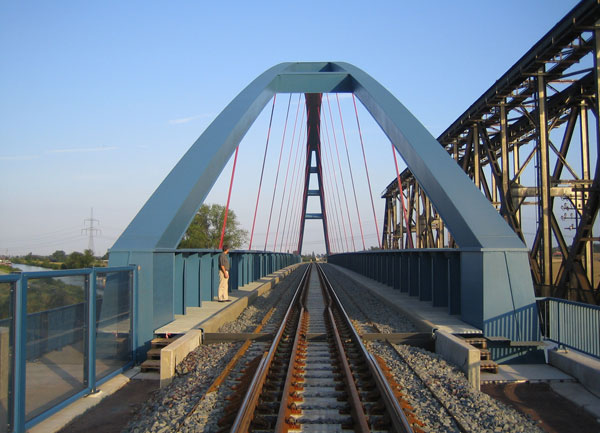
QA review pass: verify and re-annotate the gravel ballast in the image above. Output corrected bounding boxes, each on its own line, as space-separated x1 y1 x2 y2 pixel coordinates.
123 265 306 432
124 263 546 432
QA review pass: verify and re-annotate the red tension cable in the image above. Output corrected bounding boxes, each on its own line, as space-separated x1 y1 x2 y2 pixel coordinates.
352 94 381 248
280 99 305 251
321 107 345 252
326 94 356 251
264 94 292 250
249 95 277 250
336 94 366 250
219 145 240 250
274 94 302 251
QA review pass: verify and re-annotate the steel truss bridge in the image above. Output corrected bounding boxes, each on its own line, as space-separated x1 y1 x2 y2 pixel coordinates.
381 0 600 305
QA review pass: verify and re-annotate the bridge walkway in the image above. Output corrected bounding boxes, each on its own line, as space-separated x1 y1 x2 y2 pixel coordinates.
154 263 301 336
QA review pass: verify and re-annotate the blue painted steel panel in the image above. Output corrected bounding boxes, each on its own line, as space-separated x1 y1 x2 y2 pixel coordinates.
432 254 449 307
419 253 432 301
153 254 174 330
400 254 409 292
173 254 184 315
229 254 239 291
448 253 461 315
127 252 154 355
460 252 484 329
199 254 213 302
393 254 401 291
184 253 200 308
409 254 419 297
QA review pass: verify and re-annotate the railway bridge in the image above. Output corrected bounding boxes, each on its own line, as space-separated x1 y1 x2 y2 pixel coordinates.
2 1 600 431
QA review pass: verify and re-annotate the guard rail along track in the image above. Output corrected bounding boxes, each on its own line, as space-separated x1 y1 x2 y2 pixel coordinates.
225 263 415 433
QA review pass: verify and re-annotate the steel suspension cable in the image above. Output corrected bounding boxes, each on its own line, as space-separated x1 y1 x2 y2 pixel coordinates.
392 144 414 248
320 106 345 252
219 145 240 250
291 121 309 253
273 94 302 251
282 110 305 253
264 94 292 251
325 94 356 251
313 104 334 253
322 99 349 252
336 94 366 250
318 125 338 253
352 94 381 249
295 105 314 254
280 99 305 251
248 95 277 250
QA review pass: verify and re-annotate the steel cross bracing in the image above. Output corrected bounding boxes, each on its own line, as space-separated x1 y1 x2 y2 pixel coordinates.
381 0 600 304
297 93 331 255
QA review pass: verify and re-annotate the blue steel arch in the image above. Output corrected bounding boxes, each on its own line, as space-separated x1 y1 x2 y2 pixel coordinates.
110 62 537 343
112 62 521 252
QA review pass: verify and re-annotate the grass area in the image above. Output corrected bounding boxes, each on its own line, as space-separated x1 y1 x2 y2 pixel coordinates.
0 264 16 274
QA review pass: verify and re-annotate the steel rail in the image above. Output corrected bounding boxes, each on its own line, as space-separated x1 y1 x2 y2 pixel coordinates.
172 266 307 433
273 308 308 432
316 264 414 433
324 293 371 432
230 263 416 432
273 264 371 432
230 265 311 432
320 264 472 433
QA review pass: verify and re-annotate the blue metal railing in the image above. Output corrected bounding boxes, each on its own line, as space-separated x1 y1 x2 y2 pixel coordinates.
537 297 600 359
171 250 300 314
0 266 136 433
328 250 461 313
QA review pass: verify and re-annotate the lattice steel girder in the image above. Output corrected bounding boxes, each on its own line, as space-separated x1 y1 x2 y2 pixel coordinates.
383 1 600 304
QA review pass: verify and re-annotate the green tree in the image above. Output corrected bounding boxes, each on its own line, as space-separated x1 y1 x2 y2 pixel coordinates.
50 250 67 262
179 204 248 249
64 249 95 269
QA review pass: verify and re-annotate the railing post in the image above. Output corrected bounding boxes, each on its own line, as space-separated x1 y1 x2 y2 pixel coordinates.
88 270 97 394
132 266 138 364
13 275 27 433
557 300 561 348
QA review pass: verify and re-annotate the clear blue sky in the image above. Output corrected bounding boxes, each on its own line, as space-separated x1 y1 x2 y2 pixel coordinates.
0 0 580 256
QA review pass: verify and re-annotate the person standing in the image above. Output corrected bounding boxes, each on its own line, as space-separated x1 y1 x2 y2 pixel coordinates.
218 245 231 302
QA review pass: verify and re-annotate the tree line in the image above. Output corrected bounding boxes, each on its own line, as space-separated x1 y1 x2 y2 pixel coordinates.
12 249 107 270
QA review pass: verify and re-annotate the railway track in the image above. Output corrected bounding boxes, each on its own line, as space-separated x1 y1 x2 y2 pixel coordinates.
125 263 545 433
321 264 470 432
220 263 415 433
